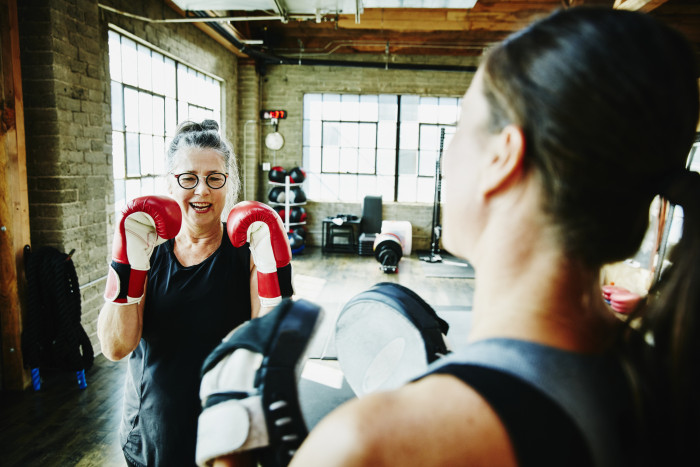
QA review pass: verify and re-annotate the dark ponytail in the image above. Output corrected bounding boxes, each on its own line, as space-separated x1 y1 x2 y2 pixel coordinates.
480 7 700 463
481 8 698 269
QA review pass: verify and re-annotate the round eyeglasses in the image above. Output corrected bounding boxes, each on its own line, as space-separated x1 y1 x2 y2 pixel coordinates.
173 172 228 190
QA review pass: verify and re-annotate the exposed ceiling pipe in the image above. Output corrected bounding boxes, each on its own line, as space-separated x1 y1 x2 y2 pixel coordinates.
98 4 313 23
195 11 477 73
274 40 485 57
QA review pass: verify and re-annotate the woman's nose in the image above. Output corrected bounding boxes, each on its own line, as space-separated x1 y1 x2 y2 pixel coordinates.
194 179 210 195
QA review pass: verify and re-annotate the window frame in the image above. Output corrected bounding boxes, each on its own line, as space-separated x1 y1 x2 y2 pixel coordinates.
302 92 460 203
108 26 223 213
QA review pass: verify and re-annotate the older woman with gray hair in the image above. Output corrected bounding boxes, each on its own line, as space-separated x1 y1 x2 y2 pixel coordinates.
98 120 269 467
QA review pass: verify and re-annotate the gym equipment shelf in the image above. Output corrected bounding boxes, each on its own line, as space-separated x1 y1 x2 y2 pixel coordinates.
268 178 307 232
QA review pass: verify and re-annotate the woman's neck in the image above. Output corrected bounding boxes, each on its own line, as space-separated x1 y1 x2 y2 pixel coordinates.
178 219 222 244
470 252 616 353
173 221 223 266
466 192 617 353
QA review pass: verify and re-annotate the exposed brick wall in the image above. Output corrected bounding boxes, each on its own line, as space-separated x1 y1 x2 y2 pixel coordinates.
18 0 238 355
254 62 475 250
18 0 111 350
237 60 261 202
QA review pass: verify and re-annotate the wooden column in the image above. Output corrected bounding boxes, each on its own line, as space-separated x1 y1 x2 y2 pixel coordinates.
0 0 31 390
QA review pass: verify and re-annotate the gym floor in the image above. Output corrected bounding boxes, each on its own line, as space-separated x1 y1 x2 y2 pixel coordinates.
0 246 475 466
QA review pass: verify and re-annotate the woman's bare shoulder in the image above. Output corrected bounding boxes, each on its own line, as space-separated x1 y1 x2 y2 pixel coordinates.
290 373 517 467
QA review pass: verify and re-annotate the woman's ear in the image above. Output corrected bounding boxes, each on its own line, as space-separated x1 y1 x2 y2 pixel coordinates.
479 124 526 198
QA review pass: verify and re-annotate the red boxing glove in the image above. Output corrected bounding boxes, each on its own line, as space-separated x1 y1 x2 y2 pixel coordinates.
227 201 293 310
104 196 182 304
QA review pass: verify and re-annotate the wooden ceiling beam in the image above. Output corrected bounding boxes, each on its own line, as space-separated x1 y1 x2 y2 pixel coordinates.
336 9 551 33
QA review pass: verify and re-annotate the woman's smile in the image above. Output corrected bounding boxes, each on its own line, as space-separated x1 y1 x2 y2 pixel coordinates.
190 201 213 213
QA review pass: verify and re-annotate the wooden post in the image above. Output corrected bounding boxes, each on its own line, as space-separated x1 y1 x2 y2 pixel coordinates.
0 0 31 390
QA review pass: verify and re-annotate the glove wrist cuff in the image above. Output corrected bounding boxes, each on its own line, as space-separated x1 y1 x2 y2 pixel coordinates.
104 261 146 303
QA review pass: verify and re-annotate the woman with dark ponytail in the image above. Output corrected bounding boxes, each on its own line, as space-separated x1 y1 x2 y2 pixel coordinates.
288 7 700 467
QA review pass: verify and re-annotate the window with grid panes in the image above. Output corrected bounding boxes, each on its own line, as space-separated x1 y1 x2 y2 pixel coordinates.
302 93 460 203
108 29 222 213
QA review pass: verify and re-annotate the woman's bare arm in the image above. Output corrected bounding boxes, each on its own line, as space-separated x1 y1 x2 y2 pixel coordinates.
291 374 518 467
97 288 146 361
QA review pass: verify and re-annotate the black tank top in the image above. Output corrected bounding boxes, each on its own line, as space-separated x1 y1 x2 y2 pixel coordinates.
120 224 252 467
424 338 635 467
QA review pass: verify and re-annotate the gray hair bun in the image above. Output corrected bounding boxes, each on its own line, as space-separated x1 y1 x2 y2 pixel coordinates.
176 119 220 135
200 119 219 132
